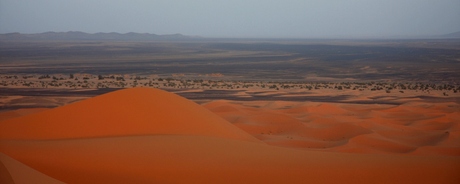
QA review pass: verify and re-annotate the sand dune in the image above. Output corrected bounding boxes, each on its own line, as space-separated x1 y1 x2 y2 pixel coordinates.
0 88 258 142
205 100 460 155
0 152 65 184
1 88 459 183
2 135 459 183
0 108 48 122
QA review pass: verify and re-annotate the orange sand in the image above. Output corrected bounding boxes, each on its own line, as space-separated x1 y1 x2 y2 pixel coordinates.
204 100 460 156
0 108 48 122
1 88 459 183
0 88 258 142
0 152 64 184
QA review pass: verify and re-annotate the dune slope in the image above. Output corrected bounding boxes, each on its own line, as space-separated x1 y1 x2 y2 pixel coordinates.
0 108 48 122
1 88 459 183
0 152 65 184
2 136 460 184
0 88 259 142
205 100 460 155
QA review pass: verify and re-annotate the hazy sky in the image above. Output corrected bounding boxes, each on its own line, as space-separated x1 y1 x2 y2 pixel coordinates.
1 0 459 38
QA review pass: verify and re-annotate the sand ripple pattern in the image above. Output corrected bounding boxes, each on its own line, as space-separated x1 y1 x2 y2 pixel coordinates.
205 100 460 155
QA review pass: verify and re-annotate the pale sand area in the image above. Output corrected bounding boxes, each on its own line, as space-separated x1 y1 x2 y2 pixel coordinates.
1 88 459 183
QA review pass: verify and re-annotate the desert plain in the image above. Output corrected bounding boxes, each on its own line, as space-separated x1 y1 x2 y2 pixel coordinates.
0 38 460 183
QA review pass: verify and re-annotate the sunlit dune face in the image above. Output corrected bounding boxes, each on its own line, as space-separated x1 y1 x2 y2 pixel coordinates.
0 88 259 142
0 88 459 183
204 100 460 156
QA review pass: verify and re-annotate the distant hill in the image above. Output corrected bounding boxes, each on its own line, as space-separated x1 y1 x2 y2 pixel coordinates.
439 31 460 38
0 31 197 41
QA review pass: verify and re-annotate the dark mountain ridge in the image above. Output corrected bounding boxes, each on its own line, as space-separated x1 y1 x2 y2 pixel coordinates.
0 31 195 41
439 31 460 38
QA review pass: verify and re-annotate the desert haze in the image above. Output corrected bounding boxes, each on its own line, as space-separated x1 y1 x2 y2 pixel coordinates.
0 36 460 183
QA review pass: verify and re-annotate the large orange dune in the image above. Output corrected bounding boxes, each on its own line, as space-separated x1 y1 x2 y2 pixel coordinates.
0 88 258 142
1 88 459 183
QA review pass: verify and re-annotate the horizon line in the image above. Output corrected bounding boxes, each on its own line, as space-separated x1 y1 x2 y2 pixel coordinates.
1 30 459 40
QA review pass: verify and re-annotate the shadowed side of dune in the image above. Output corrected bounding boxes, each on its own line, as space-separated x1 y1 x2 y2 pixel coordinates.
0 160 14 184
0 88 259 142
0 152 64 184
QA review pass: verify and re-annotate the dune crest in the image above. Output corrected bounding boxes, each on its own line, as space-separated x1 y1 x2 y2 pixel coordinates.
0 88 259 142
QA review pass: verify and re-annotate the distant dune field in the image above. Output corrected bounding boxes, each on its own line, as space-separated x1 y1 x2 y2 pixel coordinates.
204 100 460 155
1 88 459 183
